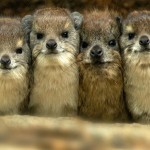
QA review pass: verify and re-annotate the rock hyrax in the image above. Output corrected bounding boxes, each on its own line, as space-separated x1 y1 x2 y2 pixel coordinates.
22 8 83 116
121 11 150 123
78 10 128 122
0 18 31 115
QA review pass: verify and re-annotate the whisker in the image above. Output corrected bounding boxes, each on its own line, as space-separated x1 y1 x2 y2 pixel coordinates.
124 44 134 50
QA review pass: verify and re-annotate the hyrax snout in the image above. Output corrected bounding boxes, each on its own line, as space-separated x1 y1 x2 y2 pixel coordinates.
78 10 128 122
0 18 31 115
22 8 83 116
121 11 150 123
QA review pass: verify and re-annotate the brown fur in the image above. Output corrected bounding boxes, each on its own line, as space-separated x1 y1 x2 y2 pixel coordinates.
0 18 30 115
22 8 83 116
121 11 150 123
78 10 129 122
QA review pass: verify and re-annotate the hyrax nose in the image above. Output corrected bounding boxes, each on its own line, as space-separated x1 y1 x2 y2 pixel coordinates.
139 36 149 46
1 55 11 66
46 39 57 50
90 45 103 58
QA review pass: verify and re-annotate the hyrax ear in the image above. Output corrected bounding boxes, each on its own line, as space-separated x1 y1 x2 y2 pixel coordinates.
116 16 123 35
71 12 83 30
22 15 33 43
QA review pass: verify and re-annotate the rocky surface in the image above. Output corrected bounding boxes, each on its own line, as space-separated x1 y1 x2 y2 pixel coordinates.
0 115 149 149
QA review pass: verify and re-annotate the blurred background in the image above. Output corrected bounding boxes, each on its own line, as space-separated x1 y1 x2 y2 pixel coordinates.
0 0 150 17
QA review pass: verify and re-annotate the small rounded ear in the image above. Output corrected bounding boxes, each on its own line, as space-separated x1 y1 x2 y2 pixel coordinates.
71 12 83 30
116 16 123 35
22 15 33 44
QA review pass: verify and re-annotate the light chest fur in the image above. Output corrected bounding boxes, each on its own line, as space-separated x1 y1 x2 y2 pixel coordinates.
30 54 78 117
0 67 29 115
124 54 150 123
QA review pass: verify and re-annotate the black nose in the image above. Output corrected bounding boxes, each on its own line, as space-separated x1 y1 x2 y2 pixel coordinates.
90 45 103 58
139 35 149 46
46 39 57 50
1 55 11 66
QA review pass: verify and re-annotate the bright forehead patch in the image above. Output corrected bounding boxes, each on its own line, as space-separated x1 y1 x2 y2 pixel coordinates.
64 22 70 29
16 39 23 47
126 25 133 32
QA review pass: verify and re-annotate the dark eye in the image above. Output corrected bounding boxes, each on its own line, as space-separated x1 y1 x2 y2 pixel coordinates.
36 33 44 40
16 48 23 54
108 39 116 47
128 33 135 40
81 41 89 49
61 31 68 38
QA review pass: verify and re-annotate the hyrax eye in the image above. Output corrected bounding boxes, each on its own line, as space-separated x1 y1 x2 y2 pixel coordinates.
128 33 135 40
81 41 89 49
16 48 23 54
108 39 116 47
36 33 44 40
61 31 69 38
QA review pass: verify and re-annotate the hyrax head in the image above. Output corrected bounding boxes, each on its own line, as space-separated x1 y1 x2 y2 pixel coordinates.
0 18 30 75
22 8 83 60
121 11 150 55
79 10 122 65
